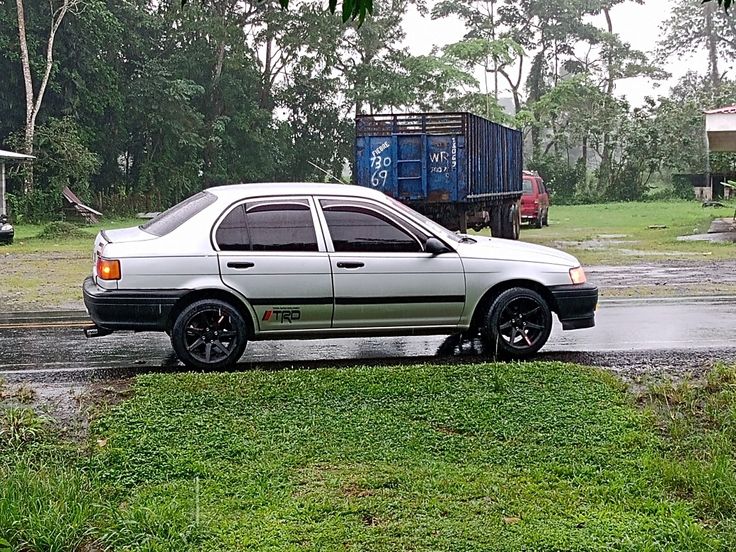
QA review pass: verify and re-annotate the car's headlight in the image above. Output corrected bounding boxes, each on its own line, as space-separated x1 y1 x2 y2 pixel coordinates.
0 224 12 231
569 266 586 284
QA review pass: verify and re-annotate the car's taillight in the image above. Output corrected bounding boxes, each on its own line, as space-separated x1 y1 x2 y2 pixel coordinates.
97 257 121 281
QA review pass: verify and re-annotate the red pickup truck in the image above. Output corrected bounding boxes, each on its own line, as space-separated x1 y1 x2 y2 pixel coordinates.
521 171 549 228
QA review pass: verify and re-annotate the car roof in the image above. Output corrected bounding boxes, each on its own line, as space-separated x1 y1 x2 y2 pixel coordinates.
204 182 390 203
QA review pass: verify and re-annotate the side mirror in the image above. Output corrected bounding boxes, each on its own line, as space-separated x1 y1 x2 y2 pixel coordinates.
425 237 450 255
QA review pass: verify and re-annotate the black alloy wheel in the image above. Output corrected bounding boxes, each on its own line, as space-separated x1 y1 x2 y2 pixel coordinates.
171 299 247 369
483 287 552 359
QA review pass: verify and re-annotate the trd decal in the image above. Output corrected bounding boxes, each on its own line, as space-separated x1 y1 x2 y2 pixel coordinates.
262 308 302 323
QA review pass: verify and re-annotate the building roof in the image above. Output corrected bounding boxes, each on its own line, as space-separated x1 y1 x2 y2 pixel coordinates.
704 105 736 115
0 149 34 162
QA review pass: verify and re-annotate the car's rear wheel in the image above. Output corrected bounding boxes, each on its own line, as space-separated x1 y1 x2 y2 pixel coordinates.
171 299 247 369
482 287 552 359
542 209 549 226
534 210 543 228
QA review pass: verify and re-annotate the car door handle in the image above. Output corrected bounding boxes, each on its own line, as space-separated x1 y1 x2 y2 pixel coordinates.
227 262 255 269
336 262 364 269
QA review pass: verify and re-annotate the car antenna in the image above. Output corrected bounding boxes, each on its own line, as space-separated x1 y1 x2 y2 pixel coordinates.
307 160 347 184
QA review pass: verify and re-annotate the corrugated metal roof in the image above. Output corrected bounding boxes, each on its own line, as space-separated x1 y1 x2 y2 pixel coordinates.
0 149 34 161
704 105 736 115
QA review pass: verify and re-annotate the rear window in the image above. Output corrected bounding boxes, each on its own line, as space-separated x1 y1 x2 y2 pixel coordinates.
523 179 534 194
140 191 216 237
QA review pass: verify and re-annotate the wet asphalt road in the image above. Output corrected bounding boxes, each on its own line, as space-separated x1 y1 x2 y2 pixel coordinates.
2 296 736 383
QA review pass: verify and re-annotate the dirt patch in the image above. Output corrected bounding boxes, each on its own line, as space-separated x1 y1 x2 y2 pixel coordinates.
0 379 131 441
588 260 736 298
0 252 88 311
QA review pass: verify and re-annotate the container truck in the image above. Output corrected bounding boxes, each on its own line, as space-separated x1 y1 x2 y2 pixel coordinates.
354 112 523 239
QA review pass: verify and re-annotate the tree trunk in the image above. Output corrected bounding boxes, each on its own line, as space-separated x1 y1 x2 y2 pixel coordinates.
600 7 615 195
15 0 74 194
528 51 546 159
16 0 35 193
260 36 273 110
705 1 720 90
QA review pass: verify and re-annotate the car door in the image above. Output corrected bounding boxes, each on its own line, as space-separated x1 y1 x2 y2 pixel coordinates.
316 197 466 329
214 196 333 331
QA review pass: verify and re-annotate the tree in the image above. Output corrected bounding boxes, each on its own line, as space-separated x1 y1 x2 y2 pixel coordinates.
658 0 736 90
14 0 81 192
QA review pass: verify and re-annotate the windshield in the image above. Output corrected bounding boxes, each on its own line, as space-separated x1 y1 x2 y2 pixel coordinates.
385 197 463 243
140 191 217 237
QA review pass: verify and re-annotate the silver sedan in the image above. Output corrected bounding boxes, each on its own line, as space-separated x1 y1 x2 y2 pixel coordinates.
83 183 597 369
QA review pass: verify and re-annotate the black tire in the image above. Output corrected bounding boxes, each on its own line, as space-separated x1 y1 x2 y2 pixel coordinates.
534 210 543 229
501 203 520 240
542 209 549 226
482 287 552 359
171 299 248 369
490 205 504 238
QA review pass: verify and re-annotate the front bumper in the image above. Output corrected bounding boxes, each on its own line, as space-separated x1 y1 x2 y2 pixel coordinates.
83 276 188 331
549 283 598 330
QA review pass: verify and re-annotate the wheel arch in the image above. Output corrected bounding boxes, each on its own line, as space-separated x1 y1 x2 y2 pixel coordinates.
168 288 257 337
469 278 556 332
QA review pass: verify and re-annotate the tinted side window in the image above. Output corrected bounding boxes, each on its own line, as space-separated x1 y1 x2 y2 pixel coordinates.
247 201 318 251
321 202 422 253
215 200 318 252
216 205 248 251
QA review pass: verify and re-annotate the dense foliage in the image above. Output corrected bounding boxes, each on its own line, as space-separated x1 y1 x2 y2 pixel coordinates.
1 0 735 220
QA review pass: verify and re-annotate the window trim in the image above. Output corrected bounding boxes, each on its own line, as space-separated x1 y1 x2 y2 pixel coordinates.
212 195 327 253
315 197 431 254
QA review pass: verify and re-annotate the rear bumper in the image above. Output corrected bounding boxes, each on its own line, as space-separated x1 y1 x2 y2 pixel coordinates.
83 276 187 331
549 283 598 330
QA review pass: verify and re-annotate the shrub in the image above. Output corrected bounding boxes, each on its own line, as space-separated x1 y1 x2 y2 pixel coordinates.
37 221 89 240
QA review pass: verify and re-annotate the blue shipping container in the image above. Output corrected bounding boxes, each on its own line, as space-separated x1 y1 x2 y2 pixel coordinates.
355 112 523 205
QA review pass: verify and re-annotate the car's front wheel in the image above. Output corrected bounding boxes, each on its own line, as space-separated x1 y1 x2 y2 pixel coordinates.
482 287 552 359
171 299 247 369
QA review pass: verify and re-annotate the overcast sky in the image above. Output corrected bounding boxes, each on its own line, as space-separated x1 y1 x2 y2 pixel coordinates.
403 0 725 107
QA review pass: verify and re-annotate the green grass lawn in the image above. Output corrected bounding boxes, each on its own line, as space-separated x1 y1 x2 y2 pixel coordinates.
2 362 735 550
520 200 736 265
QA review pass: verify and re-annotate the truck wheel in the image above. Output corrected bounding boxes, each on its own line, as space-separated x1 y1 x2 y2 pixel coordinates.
490 205 504 238
171 299 247 369
482 287 552 359
500 204 520 240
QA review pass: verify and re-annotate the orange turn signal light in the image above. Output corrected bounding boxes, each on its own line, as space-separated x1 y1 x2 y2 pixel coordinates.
97 257 121 281
569 266 586 285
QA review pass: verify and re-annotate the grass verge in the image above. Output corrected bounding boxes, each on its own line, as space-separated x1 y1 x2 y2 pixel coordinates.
1 361 735 550
0 218 142 310
521 200 736 265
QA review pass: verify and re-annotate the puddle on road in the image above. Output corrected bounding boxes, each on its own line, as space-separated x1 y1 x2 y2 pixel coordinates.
554 234 637 251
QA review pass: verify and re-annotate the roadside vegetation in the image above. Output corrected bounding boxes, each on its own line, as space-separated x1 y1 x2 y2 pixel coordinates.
1 361 736 550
